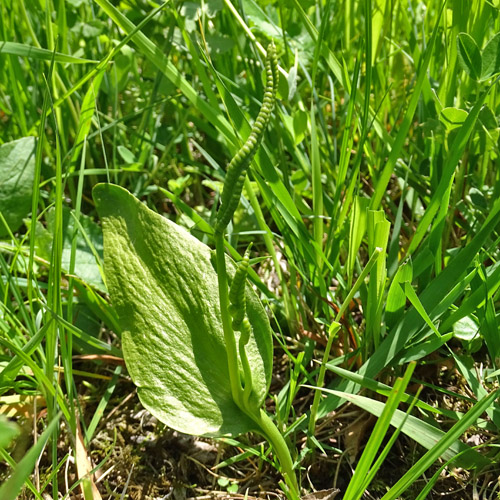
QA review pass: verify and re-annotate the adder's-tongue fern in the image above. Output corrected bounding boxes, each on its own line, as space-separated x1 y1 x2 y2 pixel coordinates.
215 42 278 234
211 43 300 497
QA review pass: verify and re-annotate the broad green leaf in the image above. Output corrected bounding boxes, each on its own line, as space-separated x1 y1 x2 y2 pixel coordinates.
293 109 308 145
181 0 223 21
242 0 282 39
0 41 96 64
439 107 468 131
35 207 104 291
481 32 500 79
287 62 298 102
0 137 36 237
468 187 488 210
205 34 234 56
93 184 273 438
479 104 499 132
456 33 482 80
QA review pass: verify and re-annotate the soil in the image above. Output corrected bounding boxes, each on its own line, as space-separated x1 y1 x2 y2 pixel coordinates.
4 350 499 499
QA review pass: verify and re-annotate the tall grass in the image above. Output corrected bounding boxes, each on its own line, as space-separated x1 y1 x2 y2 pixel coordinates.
1 0 500 498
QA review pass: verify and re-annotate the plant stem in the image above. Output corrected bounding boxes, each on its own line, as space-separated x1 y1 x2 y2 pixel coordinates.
307 321 341 439
215 231 243 405
308 247 382 440
215 230 300 499
255 409 300 500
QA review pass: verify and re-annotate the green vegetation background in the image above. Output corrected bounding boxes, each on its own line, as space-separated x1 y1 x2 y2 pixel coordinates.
1 0 500 498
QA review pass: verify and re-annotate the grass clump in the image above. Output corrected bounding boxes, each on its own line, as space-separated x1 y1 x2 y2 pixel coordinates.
1 1 500 499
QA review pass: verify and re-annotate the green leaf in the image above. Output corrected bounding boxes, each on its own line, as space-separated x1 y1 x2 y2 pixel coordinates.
67 0 87 8
439 107 468 131
453 316 479 341
93 184 273 438
482 295 500 368
293 109 308 145
35 207 104 291
227 483 239 494
0 416 19 449
481 32 500 79
325 360 456 419
342 364 415 500
468 187 488 210
385 260 413 330
180 0 222 22
71 72 104 168
403 282 441 339
366 210 390 345
473 105 499 156
0 137 36 237
478 105 498 132
456 33 482 80
242 0 282 39
287 63 298 102
347 196 369 287
205 34 234 56
0 41 96 64
396 333 453 364
371 0 387 64
117 145 136 165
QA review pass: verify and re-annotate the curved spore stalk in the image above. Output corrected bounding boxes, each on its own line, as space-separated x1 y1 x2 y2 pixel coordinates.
229 245 252 330
228 247 253 403
215 42 278 234
238 317 253 406
213 43 299 499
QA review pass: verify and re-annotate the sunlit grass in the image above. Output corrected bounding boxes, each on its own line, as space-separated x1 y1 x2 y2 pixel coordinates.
1 0 500 498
